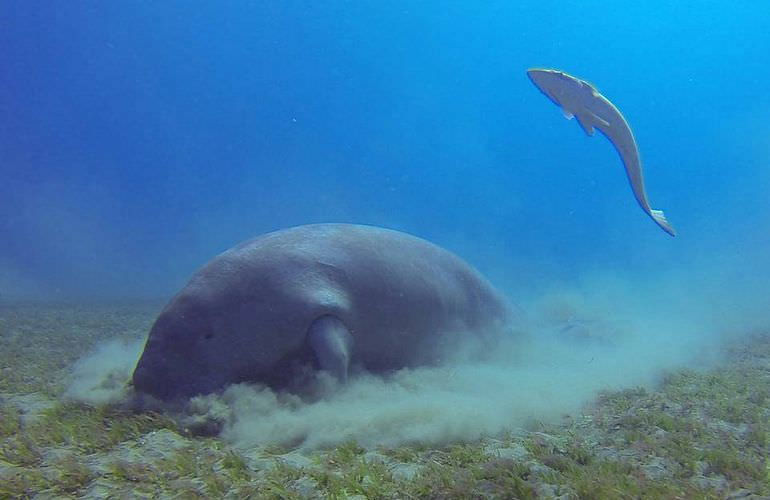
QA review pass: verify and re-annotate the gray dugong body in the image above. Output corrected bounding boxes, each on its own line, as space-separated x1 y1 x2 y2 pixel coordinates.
132 223 515 401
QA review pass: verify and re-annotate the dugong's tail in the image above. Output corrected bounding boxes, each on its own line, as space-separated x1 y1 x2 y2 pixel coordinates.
650 209 676 237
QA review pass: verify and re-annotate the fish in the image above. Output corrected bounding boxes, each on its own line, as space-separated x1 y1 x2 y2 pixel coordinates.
527 68 676 237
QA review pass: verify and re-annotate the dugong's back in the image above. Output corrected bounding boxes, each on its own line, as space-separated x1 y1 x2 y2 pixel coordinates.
132 223 513 400
243 224 512 367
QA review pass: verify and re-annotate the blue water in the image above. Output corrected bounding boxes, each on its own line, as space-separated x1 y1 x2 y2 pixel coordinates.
1 1 769 300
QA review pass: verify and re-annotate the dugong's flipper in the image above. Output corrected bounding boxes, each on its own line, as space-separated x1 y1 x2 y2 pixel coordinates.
308 315 353 383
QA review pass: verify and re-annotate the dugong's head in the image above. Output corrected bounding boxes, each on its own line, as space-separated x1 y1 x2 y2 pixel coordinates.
131 262 315 401
132 296 230 401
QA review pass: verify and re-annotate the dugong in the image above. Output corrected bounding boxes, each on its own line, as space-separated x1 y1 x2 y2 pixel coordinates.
132 223 515 401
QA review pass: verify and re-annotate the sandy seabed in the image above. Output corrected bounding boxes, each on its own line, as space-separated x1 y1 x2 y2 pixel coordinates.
1 302 770 498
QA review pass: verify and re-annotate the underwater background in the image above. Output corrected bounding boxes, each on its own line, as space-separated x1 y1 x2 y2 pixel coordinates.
3 1 770 498
3 1 768 301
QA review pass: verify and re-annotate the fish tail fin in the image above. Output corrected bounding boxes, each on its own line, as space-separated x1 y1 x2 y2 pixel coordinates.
650 209 676 237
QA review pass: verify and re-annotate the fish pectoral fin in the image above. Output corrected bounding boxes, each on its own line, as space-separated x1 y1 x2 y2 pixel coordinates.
562 109 574 120
575 113 596 136
586 108 610 128
576 107 611 136
307 315 353 383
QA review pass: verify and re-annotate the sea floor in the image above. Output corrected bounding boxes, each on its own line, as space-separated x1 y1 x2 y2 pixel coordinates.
1 303 770 499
